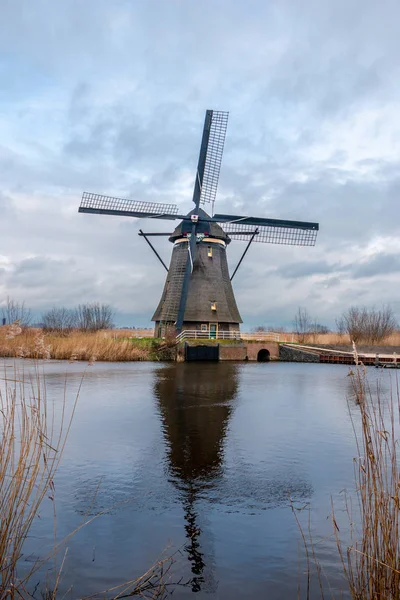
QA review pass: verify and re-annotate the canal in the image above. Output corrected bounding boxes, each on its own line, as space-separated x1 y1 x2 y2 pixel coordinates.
10 360 389 598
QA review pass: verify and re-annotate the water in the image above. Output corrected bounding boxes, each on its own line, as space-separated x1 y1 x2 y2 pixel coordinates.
6 360 393 598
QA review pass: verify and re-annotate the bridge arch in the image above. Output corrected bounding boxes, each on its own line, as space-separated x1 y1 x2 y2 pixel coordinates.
257 348 270 362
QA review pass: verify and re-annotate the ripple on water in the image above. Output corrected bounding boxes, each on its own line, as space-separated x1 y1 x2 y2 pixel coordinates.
12 360 377 599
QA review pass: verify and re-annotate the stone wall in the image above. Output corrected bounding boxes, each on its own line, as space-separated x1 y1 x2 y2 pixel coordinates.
279 345 319 363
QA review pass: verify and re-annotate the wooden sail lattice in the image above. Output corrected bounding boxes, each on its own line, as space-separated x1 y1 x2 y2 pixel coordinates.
221 222 318 246
199 111 229 211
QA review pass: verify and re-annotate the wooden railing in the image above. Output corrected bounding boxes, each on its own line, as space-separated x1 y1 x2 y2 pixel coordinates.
175 330 284 343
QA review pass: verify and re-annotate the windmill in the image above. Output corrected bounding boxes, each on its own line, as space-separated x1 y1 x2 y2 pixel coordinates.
79 110 319 337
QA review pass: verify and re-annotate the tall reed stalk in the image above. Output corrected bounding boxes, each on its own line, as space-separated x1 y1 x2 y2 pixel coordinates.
334 358 400 599
0 361 79 598
0 362 183 599
295 350 400 599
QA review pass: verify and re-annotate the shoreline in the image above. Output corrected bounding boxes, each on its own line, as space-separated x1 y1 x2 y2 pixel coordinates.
2 341 399 364
1 326 400 364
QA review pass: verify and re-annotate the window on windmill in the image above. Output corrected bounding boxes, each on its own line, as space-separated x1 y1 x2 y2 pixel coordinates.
201 324 208 332
207 246 213 258
211 302 217 311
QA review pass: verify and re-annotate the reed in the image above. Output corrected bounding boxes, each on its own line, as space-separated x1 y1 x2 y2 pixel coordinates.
293 331 400 346
0 361 79 598
0 328 154 362
298 361 400 598
333 359 400 599
293 350 400 599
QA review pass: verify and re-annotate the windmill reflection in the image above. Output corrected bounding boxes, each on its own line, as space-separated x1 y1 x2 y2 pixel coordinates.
154 362 239 592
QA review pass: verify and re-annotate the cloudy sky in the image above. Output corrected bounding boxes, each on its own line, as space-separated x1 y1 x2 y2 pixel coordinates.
1 0 400 329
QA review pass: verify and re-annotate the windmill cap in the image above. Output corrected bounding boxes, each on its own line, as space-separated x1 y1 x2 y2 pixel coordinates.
169 207 231 244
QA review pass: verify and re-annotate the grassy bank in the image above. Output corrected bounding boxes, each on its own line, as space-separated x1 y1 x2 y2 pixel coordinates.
0 327 173 362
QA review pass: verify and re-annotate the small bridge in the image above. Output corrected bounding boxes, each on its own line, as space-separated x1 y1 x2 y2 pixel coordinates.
176 331 281 362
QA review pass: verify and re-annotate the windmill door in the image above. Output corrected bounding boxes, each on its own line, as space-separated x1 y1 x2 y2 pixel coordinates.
210 323 217 339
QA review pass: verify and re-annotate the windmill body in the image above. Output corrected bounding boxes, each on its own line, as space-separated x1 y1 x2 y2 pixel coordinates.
79 110 319 336
152 208 242 337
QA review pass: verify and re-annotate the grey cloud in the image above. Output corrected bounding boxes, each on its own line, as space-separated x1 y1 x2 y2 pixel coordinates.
268 253 400 282
266 173 400 246
0 191 14 216
279 260 340 279
351 253 400 279
318 276 342 289
2 254 163 318
64 99 199 177
7 256 79 290
1 0 400 326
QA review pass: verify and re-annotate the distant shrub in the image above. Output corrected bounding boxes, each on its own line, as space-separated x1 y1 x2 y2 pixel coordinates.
42 307 77 333
41 303 115 333
1 296 31 327
336 305 397 344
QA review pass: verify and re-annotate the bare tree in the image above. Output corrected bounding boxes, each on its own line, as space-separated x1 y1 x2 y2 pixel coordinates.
336 306 369 343
293 307 313 343
335 315 347 336
76 303 114 331
337 305 397 344
42 307 77 333
1 297 32 327
368 306 397 343
41 303 115 333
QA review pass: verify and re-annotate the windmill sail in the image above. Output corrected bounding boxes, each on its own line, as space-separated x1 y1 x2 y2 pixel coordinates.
214 214 319 246
198 111 229 209
178 110 229 332
79 192 180 220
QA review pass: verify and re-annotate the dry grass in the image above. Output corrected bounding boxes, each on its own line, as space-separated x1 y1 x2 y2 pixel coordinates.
293 331 400 346
304 332 348 345
0 328 153 362
0 361 79 598
3 327 399 359
333 356 400 599
110 329 154 339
